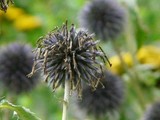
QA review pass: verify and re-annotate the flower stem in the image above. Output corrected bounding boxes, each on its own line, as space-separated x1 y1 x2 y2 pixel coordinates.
62 80 70 120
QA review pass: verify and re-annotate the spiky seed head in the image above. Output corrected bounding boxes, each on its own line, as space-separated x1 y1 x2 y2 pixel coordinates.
29 21 108 97
0 43 39 94
78 70 124 118
0 0 14 12
79 0 126 41
143 102 160 120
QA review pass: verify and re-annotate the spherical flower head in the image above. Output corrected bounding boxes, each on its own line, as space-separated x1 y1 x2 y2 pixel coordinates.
0 43 39 94
29 21 108 97
79 0 126 41
78 70 124 118
0 0 14 12
143 102 160 120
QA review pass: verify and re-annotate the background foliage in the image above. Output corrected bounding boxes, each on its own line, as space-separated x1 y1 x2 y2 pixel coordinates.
0 0 160 120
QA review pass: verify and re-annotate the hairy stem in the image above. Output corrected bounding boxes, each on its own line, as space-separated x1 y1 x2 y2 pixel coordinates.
62 80 70 120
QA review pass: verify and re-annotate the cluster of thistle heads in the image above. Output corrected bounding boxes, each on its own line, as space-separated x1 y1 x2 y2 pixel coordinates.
1 0 159 119
0 0 126 118
0 0 14 12
26 20 125 118
77 0 126 117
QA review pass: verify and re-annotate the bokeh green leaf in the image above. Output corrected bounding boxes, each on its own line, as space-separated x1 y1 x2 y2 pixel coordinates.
0 99 41 120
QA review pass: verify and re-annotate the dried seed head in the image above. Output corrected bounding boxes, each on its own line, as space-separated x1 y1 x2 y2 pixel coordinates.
0 0 14 12
29 21 108 97
79 0 126 41
0 43 40 94
143 102 160 120
78 70 124 118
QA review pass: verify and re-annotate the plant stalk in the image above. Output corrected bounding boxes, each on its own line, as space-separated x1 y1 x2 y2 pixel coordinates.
62 80 70 120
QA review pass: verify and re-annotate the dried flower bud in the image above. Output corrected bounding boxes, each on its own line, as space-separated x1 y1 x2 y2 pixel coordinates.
79 0 126 41
0 43 39 94
78 70 124 118
29 21 109 97
0 0 14 12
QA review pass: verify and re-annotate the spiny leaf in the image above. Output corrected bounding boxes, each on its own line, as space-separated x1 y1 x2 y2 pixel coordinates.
0 99 41 120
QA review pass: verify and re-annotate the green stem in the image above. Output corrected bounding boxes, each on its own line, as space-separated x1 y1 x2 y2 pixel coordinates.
124 9 148 108
112 42 146 109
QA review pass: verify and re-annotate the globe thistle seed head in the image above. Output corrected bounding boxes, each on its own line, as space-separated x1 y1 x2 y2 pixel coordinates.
79 0 126 41
0 0 14 12
143 102 160 120
78 70 124 118
0 43 39 94
29 21 108 97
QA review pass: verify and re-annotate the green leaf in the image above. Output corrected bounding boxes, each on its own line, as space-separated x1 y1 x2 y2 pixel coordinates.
0 99 41 120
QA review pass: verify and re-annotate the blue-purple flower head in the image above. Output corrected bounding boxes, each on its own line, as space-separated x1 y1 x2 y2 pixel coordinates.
78 70 124 118
28 21 109 97
79 0 126 41
143 102 160 120
0 43 39 94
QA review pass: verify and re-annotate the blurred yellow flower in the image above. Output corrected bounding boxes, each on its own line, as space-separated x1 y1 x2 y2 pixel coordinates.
0 10 5 20
0 10 4 16
108 53 133 74
14 15 42 31
137 45 160 68
107 45 160 75
5 7 24 20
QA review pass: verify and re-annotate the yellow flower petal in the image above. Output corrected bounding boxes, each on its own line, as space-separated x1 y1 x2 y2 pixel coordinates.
107 53 133 74
0 10 4 16
108 55 121 74
5 7 24 20
123 53 133 67
137 45 160 68
14 15 42 31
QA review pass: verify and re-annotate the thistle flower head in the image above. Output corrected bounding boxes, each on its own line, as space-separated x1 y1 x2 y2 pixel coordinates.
29 21 109 97
0 0 14 12
0 43 39 94
78 70 124 118
79 0 126 41
143 102 160 120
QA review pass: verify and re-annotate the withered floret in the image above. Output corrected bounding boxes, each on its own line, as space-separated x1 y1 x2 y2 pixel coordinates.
0 0 14 12
29 21 109 97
